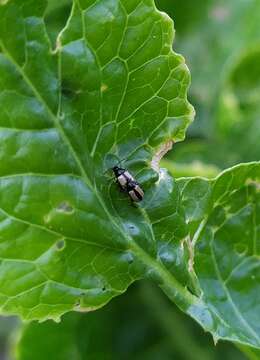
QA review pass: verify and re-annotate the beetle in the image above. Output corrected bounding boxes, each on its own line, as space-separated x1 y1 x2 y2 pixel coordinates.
112 166 134 191
126 179 144 202
112 166 144 202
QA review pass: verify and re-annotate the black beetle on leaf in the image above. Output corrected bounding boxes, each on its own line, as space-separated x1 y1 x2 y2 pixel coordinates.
112 166 144 202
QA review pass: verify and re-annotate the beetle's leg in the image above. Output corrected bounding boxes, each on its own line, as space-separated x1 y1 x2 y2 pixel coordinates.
130 200 138 208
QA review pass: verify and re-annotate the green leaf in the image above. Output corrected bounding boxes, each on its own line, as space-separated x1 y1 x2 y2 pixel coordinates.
157 1 260 176
0 0 193 321
160 0 260 139
217 46 260 163
161 157 220 179
238 344 260 360
0 0 260 351
15 314 82 360
45 0 72 47
175 162 260 348
155 0 212 36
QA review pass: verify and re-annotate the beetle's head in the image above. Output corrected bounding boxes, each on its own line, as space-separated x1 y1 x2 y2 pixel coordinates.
112 166 125 176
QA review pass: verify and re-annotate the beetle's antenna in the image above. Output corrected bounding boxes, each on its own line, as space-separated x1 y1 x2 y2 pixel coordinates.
103 154 130 175
115 155 130 167
103 167 112 175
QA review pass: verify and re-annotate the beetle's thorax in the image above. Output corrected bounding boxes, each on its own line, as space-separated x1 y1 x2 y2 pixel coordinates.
112 166 125 177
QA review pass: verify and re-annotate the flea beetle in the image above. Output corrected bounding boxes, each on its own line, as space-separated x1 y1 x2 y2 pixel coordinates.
112 166 144 202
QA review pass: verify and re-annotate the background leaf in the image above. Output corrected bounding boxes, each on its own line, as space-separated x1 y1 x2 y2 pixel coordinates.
0 0 259 356
175 162 260 348
15 282 248 360
156 0 260 174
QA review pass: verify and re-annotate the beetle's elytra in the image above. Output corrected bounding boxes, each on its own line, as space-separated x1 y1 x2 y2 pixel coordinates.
112 166 144 202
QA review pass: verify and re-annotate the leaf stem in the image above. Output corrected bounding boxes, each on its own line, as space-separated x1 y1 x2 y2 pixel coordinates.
140 282 213 360
129 241 198 308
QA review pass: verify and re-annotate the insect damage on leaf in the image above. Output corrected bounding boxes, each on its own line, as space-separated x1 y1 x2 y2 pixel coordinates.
0 0 194 323
1 0 260 352
151 140 173 172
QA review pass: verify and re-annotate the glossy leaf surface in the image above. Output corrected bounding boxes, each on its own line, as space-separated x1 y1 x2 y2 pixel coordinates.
0 0 259 351
0 0 193 320
176 162 260 348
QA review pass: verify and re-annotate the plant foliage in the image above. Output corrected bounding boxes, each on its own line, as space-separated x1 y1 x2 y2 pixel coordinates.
0 0 259 352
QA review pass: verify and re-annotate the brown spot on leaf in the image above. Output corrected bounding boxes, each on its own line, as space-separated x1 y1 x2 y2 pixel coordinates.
151 140 173 172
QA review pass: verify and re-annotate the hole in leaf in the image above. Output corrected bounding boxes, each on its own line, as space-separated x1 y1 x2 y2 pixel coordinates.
61 82 76 98
44 214 51 223
126 223 139 236
56 201 74 214
56 239 66 251
75 299 80 307
234 243 248 256
101 83 108 92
